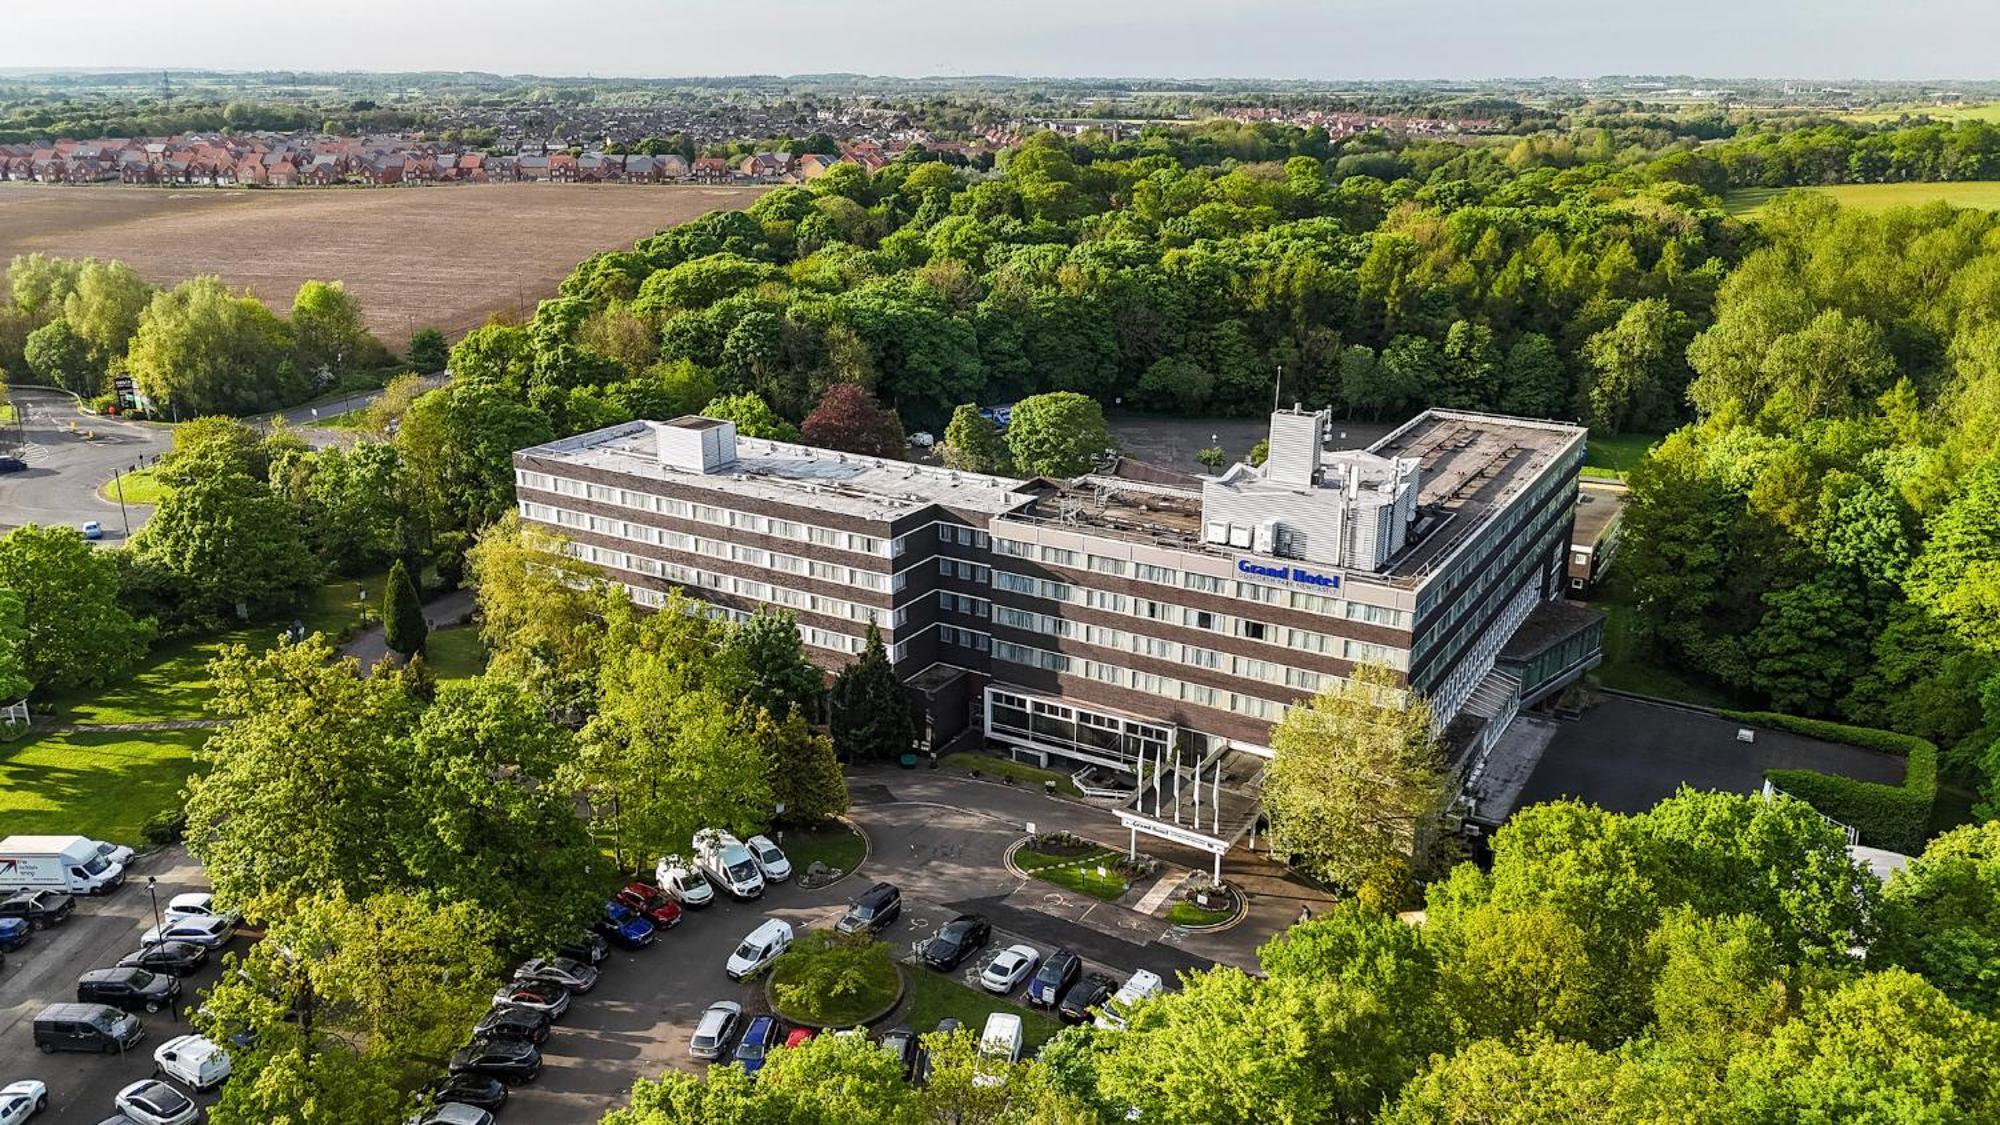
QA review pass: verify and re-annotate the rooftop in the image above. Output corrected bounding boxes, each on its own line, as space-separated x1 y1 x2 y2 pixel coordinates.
518 420 1035 522
1572 484 1626 546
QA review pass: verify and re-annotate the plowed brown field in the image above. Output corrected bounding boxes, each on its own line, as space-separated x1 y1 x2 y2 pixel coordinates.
0 181 763 345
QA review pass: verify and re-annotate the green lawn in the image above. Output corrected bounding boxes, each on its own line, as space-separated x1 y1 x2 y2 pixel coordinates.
44 572 386 725
779 821 867 876
1583 431 1660 479
1588 577 1741 709
1166 900 1235 927
0 728 210 843
1724 182 2000 218
1847 102 2000 125
940 752 1082 797
903 971 1061 1051
1014 845 1130 901
96 466 171 506
770 933 903 1026
425 626 488 681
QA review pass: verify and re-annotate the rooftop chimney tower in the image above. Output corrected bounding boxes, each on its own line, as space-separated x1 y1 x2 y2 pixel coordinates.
1261 407 1327 490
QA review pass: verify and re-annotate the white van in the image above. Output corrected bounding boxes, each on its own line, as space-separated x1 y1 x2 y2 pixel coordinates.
154 1033 232 1091
694 830 765 900
655 855 716 908
724 919 793 981
1094 969 1164 1031
973 1012 1023 1086
0 834 125 895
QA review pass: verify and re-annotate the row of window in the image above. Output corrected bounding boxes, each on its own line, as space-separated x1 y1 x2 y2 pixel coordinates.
988 534 1410 626
936 558 992 584
565 540 905 629
940 624 991 652
990 568 1409 670
520 470 897 558
939 591 991 618
617 582 899 660
522 501 905 594
986 604 1344 692
1415 448 1579 619
1410 493 1570 674
937 524 993 549
989 638 1292 721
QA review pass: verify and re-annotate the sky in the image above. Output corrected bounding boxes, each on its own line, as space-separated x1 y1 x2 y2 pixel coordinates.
5 0 1998 81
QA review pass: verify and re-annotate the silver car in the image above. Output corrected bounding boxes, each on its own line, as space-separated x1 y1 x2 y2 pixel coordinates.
513 956 598 994
688 1000 743 1060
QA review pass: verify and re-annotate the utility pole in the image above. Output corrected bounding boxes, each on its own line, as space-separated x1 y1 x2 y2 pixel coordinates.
113 467 131 539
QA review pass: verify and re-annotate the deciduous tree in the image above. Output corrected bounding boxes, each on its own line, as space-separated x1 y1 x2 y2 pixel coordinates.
801 382 905 458
1004 391 1110 478
0 524 151 690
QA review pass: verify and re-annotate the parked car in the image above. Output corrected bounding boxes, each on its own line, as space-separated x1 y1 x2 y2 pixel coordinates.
835 882 902 936
473 1004 550 1045
557 931 609 966
0 456 26 474
32 1002 144 1054
973 1013 1023 1087
139 915 233 949
725 919 793 981
655 855 715 908
915 1019 963 1086
448 1036 542 1085
1094 969 1164 1031
979 944 1040 995
421 1074 508 1112
693 830 765 900
745 834 792 882
513 956 598 994
119 941 209 978
688 1000 743 1060
0 1081 45 1124
89 839 135 869
734 1014 778 1075
783 1027 815 1049
1027 949 1082 1007
1057 975 1117 1024
113 1079 199 1125
162 892 238 927
153 1033 231 1091
491 980 570 1020
594 902 656 949
408 1105 494 1125
614 883 684 930
76 967 180 1014
0 891 75 930
0 917 30 952
879 1024 919 1079
80 521 102 541
921 914 991 971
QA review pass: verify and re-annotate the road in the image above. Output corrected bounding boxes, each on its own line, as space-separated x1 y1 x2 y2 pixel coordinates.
0 387 171 541
0 848 233 1123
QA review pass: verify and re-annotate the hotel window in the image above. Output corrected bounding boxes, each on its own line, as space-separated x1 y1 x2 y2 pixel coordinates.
1037 580 1072 603
1233 657 1269 681
1239 619 1270 642
938 558 955 577
957 526 978 546
993 641 1033 666
808 526 841 547
1040 546 1078 567
1135 599 1170 621
1082 624 1125 648
1230 694 1275 719
1131 671 1168 696
1085 589 1128 613
768 519 802 539
1344 639 1393 663
973 531 990 548
1183 572 1225 594
1083 661 1124 686
1185 608 1220 632
587 483 616 502
993 538 1033 559
1183 646 1221 670
1290 629 1331 654
1179 683 1218 707
692 504 724 524
994 572 1035 594
994 606 1037 630
1135 636 1177 660
1290 590 1339 614
658 496 691 518
1346 602 1402 627
938 525 956 543
1088 555 1126 576
1134 563 1176 585
848 534 882 555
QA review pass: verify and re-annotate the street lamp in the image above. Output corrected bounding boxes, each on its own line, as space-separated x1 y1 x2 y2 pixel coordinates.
145 876 163 938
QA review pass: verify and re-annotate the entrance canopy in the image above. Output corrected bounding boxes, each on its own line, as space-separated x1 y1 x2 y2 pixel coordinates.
1117 742 1269 882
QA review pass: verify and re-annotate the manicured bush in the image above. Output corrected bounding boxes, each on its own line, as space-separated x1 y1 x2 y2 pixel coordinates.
141 808 187 845
1726 709 1939 854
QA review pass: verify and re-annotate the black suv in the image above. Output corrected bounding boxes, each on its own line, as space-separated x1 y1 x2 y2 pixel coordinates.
0 890 76 929
920 913 991 971
77 967 180 1014
1058 974 1118 1023
836 882 902 936
449 1036 543 1085
475 1004 551 1045
118 941 209 977
1027 949 1082 1007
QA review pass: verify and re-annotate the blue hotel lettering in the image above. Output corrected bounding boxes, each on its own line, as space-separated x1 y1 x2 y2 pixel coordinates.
1236 559 1340 589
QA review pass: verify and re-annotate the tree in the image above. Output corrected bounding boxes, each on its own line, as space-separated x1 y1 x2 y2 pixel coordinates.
1906 459 2000 654
1384 1036 1725 1124
721 611 824 720
126 276 302 416
1647 909 1793 1071
0 588 30 703
131 466 319 621
754 709 849 827
1581 298 1688 433
466 513 628 717
22 319 98 395
1004 391 1110 478
395 382 554 539
406 326 448 373
61 258 153 367
290 280 371 387
269 442 407 575
1196 445 1227 471
1876 821 2000 1016
699 391 799 440
1263 663 1445 896
828 626 915 761
0 524 151 690
1496 332 1568 418
940 403 1012 474
382 559 426 657
801 382 905 458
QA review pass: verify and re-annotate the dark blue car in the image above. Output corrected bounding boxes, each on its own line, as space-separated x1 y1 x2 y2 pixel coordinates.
734 1015 777 1075
594 902 656 949
0 917 29 952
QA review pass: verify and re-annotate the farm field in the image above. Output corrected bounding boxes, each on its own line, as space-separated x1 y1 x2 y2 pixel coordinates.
1846 101 2000 124
0 181 763 345
1724 181 2000 217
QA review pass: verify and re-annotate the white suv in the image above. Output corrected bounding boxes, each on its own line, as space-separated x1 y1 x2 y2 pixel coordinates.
725 918 794 981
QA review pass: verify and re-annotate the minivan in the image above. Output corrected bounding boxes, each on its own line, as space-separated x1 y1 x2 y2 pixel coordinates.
33 1002 144 1053
724 918 794 981
836 882 901 935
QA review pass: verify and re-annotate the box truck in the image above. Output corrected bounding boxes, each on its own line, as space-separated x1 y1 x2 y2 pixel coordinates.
0 835 127 895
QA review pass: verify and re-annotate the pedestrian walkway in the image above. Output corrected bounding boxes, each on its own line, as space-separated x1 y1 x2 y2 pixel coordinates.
41 718 231 735
1131 870 1190 917
338 587 477 671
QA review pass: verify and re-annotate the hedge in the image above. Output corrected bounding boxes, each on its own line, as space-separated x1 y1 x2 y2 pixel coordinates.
1722 710 1938 855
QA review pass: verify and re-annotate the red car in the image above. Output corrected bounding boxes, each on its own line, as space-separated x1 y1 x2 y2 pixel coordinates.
616 883 683 930
784 1027 815 1049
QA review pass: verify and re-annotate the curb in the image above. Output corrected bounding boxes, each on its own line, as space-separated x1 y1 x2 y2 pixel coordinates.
793 816 870 892
767 960 907 1030
1167 887 1252 934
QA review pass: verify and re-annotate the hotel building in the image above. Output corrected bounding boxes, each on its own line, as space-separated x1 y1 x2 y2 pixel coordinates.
513 407 1604 874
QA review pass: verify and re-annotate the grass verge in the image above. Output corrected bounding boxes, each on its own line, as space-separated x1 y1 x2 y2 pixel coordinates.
780 821 867 876
903 970 1061 1050
96 466 172 506
1583 430 1660 478
769 932 901 1027
0 728 210 843
1166 900 1235 927
425 626 488 681
940 752 1082 797
1015 845 1130 901
1588 576 1740 709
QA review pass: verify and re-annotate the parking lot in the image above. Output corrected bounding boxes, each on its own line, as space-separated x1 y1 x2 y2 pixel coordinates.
0 848 235 1123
